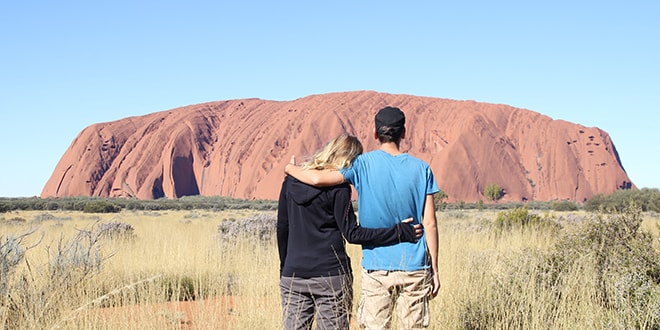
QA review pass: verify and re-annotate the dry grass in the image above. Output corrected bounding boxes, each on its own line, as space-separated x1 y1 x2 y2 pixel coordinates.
1 208 658 329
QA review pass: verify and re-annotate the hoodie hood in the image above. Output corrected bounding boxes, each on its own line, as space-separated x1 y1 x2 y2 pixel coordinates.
285 176 323 205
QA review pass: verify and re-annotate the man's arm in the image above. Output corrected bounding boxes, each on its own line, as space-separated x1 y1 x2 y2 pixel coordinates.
284 162 345 187
422 193 440 298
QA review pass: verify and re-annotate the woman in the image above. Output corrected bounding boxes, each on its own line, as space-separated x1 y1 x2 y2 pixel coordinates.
277 134 420 330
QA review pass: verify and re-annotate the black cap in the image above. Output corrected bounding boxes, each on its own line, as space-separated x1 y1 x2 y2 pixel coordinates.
375 106 405 132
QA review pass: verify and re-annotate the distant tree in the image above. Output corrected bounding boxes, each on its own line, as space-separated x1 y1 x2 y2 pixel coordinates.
585 188 660 212
484 184 503 202
434 191 449 211
477 199 484 211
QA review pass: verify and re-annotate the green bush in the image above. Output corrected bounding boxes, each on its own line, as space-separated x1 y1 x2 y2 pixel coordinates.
484 184 503 202
217 213 276 242
94 222 136 241
434 190 448 211
461 204 660 329
0 196 275 212
459 248 547 329
1 224 107 329
551 200 579 211
4 217 27 224
1 234 28 296
585 188 660 212
0 201 12 213
161 275 197 302
82 200 122 213
543 204 660 327
493 206 559 232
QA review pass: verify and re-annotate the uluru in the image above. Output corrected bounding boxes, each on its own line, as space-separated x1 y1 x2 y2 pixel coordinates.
41 91 633 203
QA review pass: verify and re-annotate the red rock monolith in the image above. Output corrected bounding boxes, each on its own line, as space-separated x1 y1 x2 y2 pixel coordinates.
41 91 633 202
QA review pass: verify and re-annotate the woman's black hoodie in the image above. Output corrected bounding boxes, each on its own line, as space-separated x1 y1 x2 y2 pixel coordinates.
277 175 416 278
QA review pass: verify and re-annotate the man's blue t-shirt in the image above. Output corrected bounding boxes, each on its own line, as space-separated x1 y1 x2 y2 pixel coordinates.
340 150 439 271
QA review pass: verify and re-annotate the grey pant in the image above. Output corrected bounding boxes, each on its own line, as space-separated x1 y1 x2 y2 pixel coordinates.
280 273 353 330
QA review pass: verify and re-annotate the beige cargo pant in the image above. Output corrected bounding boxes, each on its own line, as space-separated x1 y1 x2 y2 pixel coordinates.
357 269 432 330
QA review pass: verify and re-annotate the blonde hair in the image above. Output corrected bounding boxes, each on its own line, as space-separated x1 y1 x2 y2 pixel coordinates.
302 134 363 170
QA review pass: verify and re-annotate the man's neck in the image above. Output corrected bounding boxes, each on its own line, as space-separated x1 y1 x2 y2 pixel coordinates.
379 142 401 156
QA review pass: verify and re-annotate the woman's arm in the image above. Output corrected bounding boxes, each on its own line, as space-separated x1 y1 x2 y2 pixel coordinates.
285 163 345 187
334 187 421 245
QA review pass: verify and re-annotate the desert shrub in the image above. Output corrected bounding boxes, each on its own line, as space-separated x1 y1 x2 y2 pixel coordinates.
123 201 140 210
33 213 56 222
484 183 503 202
82 200 122 213
542 204 660 327
585 188 660 212
217 213 276 241
250 200 277 211
0 196 273 212
1 233 33 296
50 229 105 277
1 234 33 327
93 221 136 241
434 191 449 211
493 206 560 232
445 210 469 220
459 248 549 329
183 213 201 219
477 199 484 211
142 202 167 211
0 201 11 213
161 275 197 302
3 216 27 225
45 202 59 211
461 204 660 329
60 200 88 211
553 212 587 227
0 222 110 329
551 200 579 211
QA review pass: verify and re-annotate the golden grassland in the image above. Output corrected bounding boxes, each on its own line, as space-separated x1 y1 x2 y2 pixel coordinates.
1 209 659 329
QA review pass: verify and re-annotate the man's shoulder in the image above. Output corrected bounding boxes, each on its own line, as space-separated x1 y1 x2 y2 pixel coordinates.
351 150 380 164
402 153 431 166
356 150 431 168
360 150 382 157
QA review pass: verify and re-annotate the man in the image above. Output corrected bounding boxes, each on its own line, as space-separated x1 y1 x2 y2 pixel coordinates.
285 106 440 329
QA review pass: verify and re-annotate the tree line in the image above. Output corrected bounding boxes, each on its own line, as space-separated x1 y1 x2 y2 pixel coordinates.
2 187 659 214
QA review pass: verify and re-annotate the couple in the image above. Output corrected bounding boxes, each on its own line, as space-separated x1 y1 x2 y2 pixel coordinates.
277 106 440 329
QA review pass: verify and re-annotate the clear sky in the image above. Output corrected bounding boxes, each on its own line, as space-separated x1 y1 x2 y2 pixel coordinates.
1 1 658 197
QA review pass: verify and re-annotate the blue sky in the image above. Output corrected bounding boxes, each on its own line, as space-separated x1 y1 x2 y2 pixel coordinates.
1 1 658 197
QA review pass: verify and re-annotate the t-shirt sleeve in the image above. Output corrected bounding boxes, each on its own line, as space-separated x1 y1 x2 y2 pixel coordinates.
425 165 440 195
340 164 356 185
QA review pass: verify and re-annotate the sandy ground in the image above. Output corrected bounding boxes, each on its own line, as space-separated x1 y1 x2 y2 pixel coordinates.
88 296 238 329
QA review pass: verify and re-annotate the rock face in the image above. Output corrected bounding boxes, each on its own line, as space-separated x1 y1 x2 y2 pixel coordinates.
41 91 633 202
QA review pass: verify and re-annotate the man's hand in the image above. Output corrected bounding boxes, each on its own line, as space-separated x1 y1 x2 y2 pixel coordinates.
401 218 423 240
430 272 440 299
